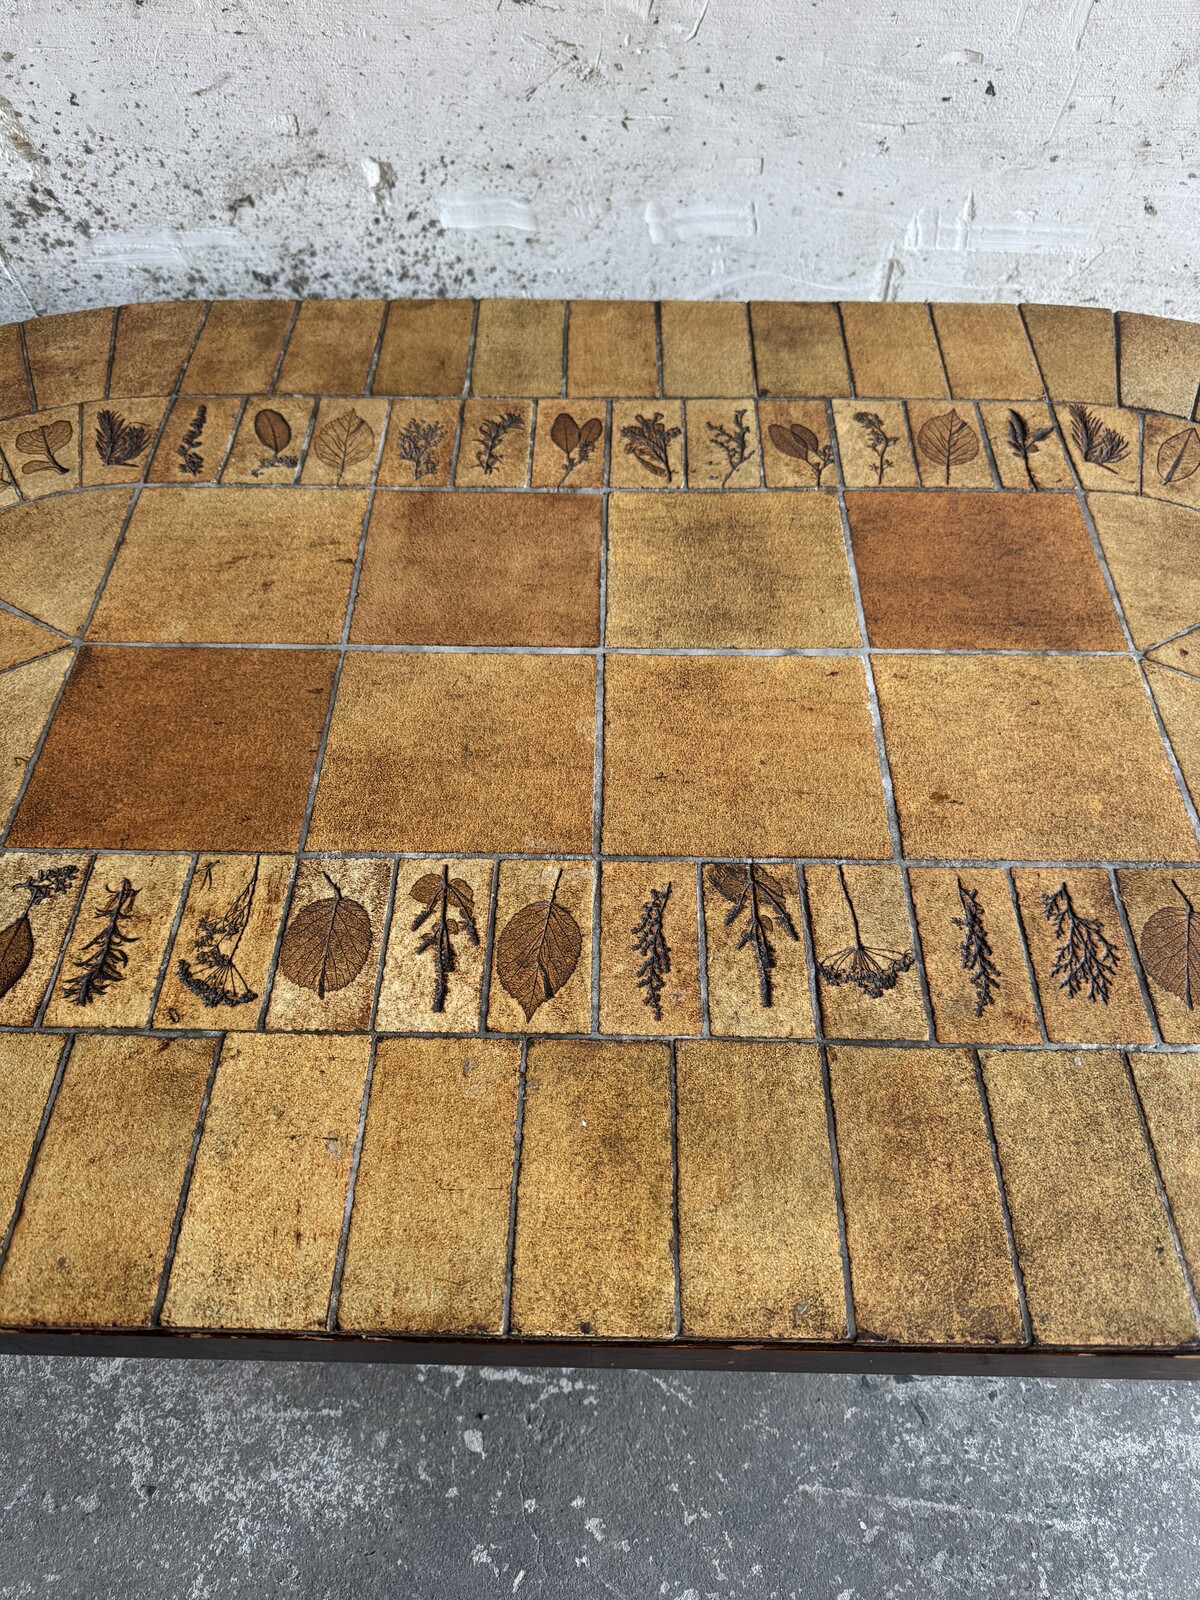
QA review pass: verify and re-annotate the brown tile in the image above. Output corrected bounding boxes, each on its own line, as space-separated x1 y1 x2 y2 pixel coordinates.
603 655 890 860
0 322 32 418
0 612 65 673
146 396 242 484
831 400 919 487
0 1033 62 1234
840 302 947 399
0 408 81 498
908 402 995 488
453 399 532 487
180 299 295 394
298 398 388 486
758 400 840 488
153 853 293 1029
808 865 926 1042
1117 311 1200 415
80 398 168 486
684 399 760 488
352 491 598 647
1141 413 1200 508
1145 630 1200 678
907 868 1041 1045
510 1039 674 1338
831 1044 1023 1345
265 857 391 1032
978 402 1074 490
0 449 19 510
274 298 385 393
11 646 335 852
0 851 89 1026
0 1034 211 1328
471 300 563 397
376 858 494 1033
1129 1052 1200 1284
1118 869 1200 1042
486 860 593 1034
750 302 851 398
376 399 460 487
875 655 1200 863
108 301 206 397
89 487 362 645
530 402 607 490
1090 495 1200 648
1021 304 1116 405
0 652 71 825
599 862 702 1037
847 490 1123 650
1056 402 1139 493
43 852 189 1029
24 307 113 408
982 1049 1195 1346
371 299 473 396
610 401 684 487
567 301 657 397
221 395 315 484
608 490 857 649
309 652 595 853
338 1037 520 1334
1148 662 1200 822
676 1040 847 1340
161 1033 368 1331
930 303 1042 399
660 301 753 397
702 862 813 1039
1011 868 1152 1045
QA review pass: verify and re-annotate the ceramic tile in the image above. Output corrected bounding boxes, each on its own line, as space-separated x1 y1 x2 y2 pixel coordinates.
23 307 113 408
830 1044 1023 1345
566 301 657 397
0 651 72 825
108 301 206 397
376 858 495 1033
0 612 66 673
275 299 385 394
1116 869 1200 1042
351 491 600 647
221 395 316 484
510 1038 674 1338
453 399 533 487
297 398 388 486
749 303 851 398
1021 304 1117 406
978 402 1074 490
875 655 1200 863
161 1032 368 1330
757 400 839 487
701 860 813 1039
371 299 473 396
471 300 563 398
606 490 857 649
0 1032 63 1234
676 1040 847 1340
0 322 32 419
146 396 243 484
529 402 607 490
1056 401 1139 493
0 851 89 1025
0 1033 211 1328
602 655 891 860
1141 413 1200 508
10 646 336 852
907 401 995 488
831 400 919 487
338 1037 520 1333
660 301 753 397
179 299 295 394
683 399 760 488
485 859 593 1034
265 856 391 1032
598 861 702 1038
0 489 133 632
807 864 926 1042
376 399 461 486
982 1049 1196 1346
1117 311 1200 416
839 302 947 399
0 408 81 498
1129 1052 1200 1283
1089 495 1200 648
610 401 685 488
930 303 1042 399
80 398 168 486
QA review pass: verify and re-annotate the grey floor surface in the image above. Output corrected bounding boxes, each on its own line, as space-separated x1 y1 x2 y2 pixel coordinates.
0 1357 1196 1599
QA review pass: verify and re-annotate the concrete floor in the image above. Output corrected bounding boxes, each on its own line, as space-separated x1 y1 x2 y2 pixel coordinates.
0 1358 1196 1599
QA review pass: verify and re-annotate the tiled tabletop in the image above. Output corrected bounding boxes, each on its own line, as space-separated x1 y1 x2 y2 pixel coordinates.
1 297 1199 1374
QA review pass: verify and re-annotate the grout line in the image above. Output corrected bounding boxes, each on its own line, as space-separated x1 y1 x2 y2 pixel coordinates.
795 864 825 1039
1006 868 1050 1044
1108 865 1164 1045
653 302 664 399
145 854 199 1027
366 857 400 1032
744 301 760 400
256 852 303 1031
102 305 120 401
560 301 570 399
1140 621 1200 655
326 1034 378 1332
32 854 96 1028
0 644 71 680
924 302 953 398
38 640 1149 659
1113 308 1124 409
500 1036 529 1336
268 301 303 394
463 299 480 399
590 490 609 1033
477 859 501 1035
819 1044 857 1342
668 1038 683 1339
694 861 712 1037
1121 1050 1200 1337
0 647 82 847
17 319 36 414
973 400 1003 489
900 865 937 1042
835 304 859 400
0 1032 74 1277
972 1048 1034 1346
362 302 390 396
150 1031 224 1327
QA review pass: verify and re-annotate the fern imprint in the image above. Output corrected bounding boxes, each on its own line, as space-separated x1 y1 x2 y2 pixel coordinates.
631 883 673 1021
1042 882 1119 1004
1068 404 1129 473
475 411 521 476
706 410 754 487
95 409 152 467
63 878 140 1006
1006 409 1054 490
176 404 207 476
952 878 1000 1016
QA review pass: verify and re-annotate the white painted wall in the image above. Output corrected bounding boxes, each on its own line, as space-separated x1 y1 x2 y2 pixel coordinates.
1 0 1197 322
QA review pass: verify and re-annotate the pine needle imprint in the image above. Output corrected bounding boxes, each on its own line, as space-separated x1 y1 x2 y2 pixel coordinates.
410 864 480 1013
620 411 682 483
395 416 448 480
1006 409 1054 490
475 411 521 476
1068 404 1129 473
952 878 1000 1015
631 883 672 1021
707 862 798 1008
818 865 915 999
176 404 207 476
1042 881 1119 1004
63 877 140 1006
94 408 152 467
853 411 898 485
706 410 754 486
177 858 261 1009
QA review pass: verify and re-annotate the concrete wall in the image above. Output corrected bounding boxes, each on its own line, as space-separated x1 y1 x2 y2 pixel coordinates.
1 0 1197 322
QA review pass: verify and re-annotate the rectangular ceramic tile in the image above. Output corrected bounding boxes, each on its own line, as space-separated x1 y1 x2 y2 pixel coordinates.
1117 311 1200 416
0 408 81 497
1140 413 1200 509
1011 868 1152 1045
453 399 533 487
80 398 168 486
907 868 1041 1045
371 300 473 396
701 862 813 1039
0 322 33 418
529 400 607 490
221 395 315 484
1129 1051 1200 1284
566 301 657 397
598 861 702 1038
1021 304 1117 406
749 303 851 398
146 395 243 484
274 299 385 394
930 303 1042 399
510 1039 674 1338
108 301 206 397
42 852 189 1029
376 399 461 486
0 653 71 825
839 302 947 399
24 307 113 408
1089 495 1200 649
660 301 753 397
610 401 685 488
758 400 839 488
1115 869 1200 1043
470 300 564 397
676 1040 847 1340
830 1044 1023 1345
982 1049 1195 1346
683 399 760 489
265 857 392 1032
485 860 593 1034
0 1034 211 1328
376 858 495 1033
153 853 293 1029
807 865 927 1042
338 1036 520 1333
907 401 995 489
162 1032 369 1331
978 401 1074 491
0 852 89 1026
0 1033 63 1236
179 299 295 394
297 398 388 486
831 400 919 487
1055 401 1140 493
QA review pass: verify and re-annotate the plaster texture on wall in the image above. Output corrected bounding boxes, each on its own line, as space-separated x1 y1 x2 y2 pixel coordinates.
0 0 1197 321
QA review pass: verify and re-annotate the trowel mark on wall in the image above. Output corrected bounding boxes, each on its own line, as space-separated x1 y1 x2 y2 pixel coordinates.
88 230 249 268
439 195 538 233
644 200 758 244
